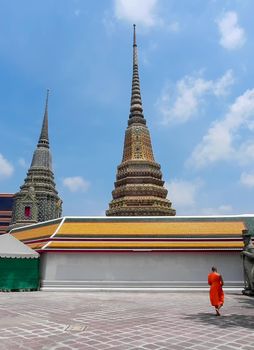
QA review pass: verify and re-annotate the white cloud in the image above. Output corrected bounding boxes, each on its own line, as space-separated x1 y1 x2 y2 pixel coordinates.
166 178 234 216
167 21 180 33
114 0 160 27
240 172 254 188
18 157 27 168
201 205 233 215
217 11 246 50
213 70 235 97
165 179 202 209
0 153 14 179
140 41 158 66
157 70 234 125
188 89 254 169
237 141 254 165
63 176 90 193
102 11 116 35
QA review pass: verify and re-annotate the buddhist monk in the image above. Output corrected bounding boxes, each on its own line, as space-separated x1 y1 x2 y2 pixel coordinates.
208 266 224 316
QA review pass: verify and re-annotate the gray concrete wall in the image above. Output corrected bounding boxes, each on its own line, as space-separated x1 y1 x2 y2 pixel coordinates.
40 252 244 289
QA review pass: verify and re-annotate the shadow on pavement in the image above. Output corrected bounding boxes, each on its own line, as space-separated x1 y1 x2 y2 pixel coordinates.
238 297 254 308
183 312 254 330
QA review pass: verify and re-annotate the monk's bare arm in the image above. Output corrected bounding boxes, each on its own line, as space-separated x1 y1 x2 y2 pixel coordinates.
220 275 224 286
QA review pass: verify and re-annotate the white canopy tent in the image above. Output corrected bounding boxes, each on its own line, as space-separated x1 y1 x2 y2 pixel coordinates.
0 233 40 291
0 233 39 258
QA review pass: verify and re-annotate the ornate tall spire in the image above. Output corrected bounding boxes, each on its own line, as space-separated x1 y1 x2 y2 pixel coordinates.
106 26 175 216
9 91 62 230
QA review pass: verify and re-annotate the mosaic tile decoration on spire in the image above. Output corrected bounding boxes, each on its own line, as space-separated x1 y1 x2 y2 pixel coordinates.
106 25 175 216
9 91 62 230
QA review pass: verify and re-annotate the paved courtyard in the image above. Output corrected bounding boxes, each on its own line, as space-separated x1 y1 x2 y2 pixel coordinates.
0 291 253 350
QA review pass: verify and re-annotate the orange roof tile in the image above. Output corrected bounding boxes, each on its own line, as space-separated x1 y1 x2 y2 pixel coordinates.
27 242 46 250
12 223 58 241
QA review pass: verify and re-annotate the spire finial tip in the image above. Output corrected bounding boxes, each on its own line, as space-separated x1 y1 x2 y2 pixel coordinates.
133 24 137 46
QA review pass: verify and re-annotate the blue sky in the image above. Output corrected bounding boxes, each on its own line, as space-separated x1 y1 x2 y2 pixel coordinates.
1 0 254 216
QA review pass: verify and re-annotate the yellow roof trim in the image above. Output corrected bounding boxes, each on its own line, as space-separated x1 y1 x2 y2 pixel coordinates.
57 221 245 236
48 241 243 249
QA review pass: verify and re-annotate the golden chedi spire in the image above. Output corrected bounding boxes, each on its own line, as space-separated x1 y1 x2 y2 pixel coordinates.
106 25 175 216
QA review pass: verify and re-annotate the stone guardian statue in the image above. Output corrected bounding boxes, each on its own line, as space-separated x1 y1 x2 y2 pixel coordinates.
241 229 254 296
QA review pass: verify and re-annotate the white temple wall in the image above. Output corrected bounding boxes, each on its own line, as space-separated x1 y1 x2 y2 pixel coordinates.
40 251 243 289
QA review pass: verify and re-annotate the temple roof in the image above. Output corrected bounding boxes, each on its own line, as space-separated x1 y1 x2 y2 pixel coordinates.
10 215 251 252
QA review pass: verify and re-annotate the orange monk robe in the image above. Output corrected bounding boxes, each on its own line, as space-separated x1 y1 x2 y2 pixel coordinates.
208 272 224 307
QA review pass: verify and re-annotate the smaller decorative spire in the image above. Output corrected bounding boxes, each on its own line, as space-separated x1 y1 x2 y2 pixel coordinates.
38 89 49 148
9 91 62 230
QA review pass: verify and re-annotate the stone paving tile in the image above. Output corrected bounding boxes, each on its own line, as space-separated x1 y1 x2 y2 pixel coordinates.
0 291 254 349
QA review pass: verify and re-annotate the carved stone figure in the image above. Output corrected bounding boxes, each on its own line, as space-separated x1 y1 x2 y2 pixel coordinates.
28 185 36 199
241 229 254 296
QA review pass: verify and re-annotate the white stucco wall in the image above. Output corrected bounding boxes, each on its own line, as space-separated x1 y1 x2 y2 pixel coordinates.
40 251 243 289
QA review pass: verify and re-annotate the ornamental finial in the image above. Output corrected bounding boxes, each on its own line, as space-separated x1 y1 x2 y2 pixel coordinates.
129 25 145 125
133 24 136 47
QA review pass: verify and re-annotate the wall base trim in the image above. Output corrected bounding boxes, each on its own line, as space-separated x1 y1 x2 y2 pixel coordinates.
40 279 243 291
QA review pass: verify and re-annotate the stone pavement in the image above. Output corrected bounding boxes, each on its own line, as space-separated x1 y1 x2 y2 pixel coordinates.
0 291 253 350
